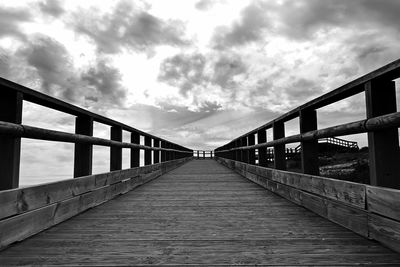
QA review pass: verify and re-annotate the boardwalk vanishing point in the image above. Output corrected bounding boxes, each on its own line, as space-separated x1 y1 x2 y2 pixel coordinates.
1 160 400 265
2 59 400 265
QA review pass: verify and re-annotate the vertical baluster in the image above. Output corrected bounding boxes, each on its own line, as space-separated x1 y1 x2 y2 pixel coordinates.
248 134 255 165
365 79 400 188
110 126 122 171
235 139 240 161
161 141 167 162
273 121 286 170
0 90 23 189
153 139 160 164
300 109 319 175
144 136 152 165
74 116 93 177
257 128 267 167
241 136 248 164
131 132 140 167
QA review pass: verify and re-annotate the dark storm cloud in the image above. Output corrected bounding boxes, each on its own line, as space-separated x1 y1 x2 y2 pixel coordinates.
19 35 126 106
81 60 126 105
211 0 400 48
211 54 247 88
158 53 207 96
212 1 269 49
39 0 65 17
74 1 190 54
0 7 31 39
20 35 77 99
158 51 248 97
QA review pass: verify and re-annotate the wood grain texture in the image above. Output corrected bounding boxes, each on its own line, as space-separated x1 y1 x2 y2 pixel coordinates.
1 159 398 266
216 158 374 240
369 214 400 253
367 185 400 221
245 162 365 208
0 158 192 250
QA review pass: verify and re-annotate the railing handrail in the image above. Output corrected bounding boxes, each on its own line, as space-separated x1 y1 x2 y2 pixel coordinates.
0 77 193 190
215 58 400 189
0 121 192 153
222 58 400 144
0 77 187 147
215 111 400 152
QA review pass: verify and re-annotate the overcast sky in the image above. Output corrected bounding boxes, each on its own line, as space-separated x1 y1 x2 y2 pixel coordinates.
1 0 400 184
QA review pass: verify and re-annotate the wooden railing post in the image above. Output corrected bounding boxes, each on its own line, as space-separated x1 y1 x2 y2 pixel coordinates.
161 141 167 162
0 90 23 190
210 151 213 159
365 79 400 188
203 151 205 159
241 137 248 163
110 126 122 171
257 128 267 167
248 134 255 165
235 140 241 161
300 109 319 175
166 143 171 161
153 139 160 164
273 121 286 170
144 136 152 165
74 116 93 177
130 132 140 167
172 144 176 160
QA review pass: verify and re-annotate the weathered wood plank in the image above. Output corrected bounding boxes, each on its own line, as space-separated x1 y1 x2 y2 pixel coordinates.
0 158 192 249
0 204 57 249
223 157 366 208
367 185 400 221
369 214 400 253
327 200 368 237
216 158 370 240
246 165 366 208
1 159 399 265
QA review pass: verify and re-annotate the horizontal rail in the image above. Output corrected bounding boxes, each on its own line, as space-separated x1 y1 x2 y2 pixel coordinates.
0 77 193 190
0 78 176 145
215 59 400 189
0 121 191 153
228 58 400 143
216 111 400 153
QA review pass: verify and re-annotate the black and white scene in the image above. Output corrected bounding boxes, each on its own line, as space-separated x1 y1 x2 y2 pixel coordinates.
1 0 400 265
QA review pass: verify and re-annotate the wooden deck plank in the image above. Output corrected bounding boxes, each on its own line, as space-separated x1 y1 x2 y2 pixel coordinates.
0 159 399 266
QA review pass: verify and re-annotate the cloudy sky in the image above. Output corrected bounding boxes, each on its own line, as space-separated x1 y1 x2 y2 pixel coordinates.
1 0 400 184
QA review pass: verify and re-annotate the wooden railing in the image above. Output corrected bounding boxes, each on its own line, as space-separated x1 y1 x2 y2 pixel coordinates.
0 77 193 190
215 58 400 189
193 150 213 159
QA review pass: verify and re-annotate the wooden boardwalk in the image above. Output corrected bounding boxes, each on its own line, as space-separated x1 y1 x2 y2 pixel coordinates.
1 160 399 265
